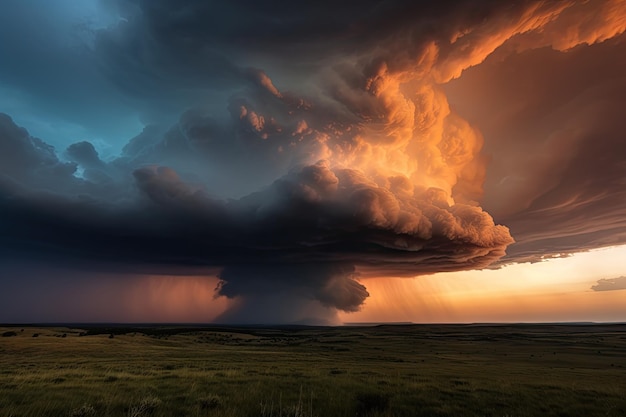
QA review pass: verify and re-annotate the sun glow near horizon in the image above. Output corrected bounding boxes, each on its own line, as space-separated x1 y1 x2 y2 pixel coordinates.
125 244 626 324
341 245 626 324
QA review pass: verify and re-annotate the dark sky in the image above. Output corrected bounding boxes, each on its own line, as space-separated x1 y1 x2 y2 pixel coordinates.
1 0 625 323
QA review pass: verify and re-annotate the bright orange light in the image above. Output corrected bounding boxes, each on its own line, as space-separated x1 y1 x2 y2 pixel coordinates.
122 275 229 322
342 245 626 323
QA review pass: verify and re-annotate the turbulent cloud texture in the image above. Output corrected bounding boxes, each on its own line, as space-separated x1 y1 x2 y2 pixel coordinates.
1 0 625 322
0 112 513 320
445 25 626 262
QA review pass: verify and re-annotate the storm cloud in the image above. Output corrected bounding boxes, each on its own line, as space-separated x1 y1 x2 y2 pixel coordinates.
1 0 625 322
445 26 626 262
0 120 512 318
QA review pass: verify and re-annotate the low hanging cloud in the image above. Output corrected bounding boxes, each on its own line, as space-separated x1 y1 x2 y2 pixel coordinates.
591 277 626 292
1 0 626 322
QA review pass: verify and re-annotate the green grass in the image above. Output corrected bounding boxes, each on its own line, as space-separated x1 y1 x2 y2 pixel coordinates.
0 324 625 416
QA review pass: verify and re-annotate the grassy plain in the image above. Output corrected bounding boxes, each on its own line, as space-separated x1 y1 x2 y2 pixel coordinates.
0 324 624 417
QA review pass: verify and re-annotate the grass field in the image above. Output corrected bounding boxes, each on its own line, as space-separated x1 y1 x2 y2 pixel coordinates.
0 324 624 416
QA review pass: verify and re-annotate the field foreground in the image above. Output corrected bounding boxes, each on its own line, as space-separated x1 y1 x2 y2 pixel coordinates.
0 324 624 417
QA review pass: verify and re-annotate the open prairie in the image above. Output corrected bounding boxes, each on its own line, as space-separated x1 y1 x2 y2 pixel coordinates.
0 324 624 417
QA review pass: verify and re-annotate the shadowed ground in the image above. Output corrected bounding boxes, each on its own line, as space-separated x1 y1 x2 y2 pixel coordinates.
0 324 624 416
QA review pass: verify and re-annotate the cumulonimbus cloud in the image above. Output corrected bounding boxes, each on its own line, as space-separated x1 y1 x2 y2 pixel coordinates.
1 0 625 322
0 111 513 318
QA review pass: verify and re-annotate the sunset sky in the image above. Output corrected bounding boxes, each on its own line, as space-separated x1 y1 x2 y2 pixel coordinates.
1 0 625 324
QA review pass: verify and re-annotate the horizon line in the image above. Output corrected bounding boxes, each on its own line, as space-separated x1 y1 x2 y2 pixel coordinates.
2 321 625 327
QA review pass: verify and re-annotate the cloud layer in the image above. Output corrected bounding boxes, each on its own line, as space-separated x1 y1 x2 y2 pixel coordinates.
1 0 626 322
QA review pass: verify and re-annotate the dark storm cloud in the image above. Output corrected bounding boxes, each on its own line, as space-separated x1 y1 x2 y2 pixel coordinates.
0 114 78 189
0 121 512 311
2 0 626 322
592 276 626 292
94 0 625 265
217 264 368 313
91 0 566 120
66 142 105 170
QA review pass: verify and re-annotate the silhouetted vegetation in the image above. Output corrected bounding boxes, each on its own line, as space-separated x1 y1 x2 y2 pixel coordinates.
68 404 96 417
355 392 391 416
198 393 222 410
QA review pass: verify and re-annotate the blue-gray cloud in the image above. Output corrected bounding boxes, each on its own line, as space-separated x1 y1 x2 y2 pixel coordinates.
0 0 142 154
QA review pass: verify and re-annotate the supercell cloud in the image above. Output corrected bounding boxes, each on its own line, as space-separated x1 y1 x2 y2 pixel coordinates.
1 0 626 323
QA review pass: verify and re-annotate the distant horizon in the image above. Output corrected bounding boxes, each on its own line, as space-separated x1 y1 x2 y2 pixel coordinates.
3 321 626 327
